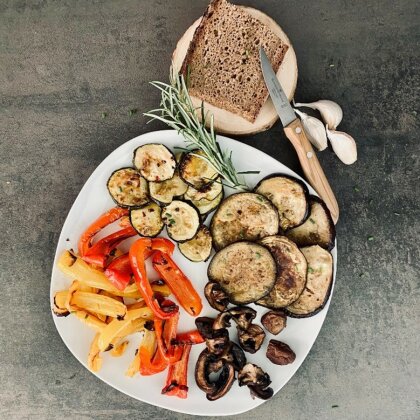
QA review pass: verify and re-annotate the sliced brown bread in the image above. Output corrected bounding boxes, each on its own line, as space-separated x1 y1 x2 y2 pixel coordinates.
180 0 289 123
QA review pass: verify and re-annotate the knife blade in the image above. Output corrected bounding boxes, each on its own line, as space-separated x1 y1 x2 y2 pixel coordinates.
259 47 296 127
259 47 339 224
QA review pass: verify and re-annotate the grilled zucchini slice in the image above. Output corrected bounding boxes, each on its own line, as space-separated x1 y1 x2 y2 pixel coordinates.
133 143 176 182
107 167 149 208
184 178 223 202
208 241 277 305
179 150 218 190
162 200 200 242
286 196 336 250
210 192 279 250
130 202 164 237
149 171 188 205
187 190 224 218
286 245 333 318
254 174 309 231
256 236 307 309
178 225 213 262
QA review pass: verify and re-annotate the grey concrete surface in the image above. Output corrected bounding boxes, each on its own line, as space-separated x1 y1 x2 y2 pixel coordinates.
1 0 419 419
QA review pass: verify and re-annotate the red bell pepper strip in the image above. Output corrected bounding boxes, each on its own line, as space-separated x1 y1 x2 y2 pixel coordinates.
174 330 205 346
104 253 132 290
83 226 137 268
154 310 183 364
152 251 203 317
78 207 129 257
129 239 179 320
161 344 192 399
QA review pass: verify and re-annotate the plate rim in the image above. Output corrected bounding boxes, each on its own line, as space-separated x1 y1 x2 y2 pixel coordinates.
50 129 337 416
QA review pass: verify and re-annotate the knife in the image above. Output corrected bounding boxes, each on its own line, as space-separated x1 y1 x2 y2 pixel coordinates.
260 47 339 224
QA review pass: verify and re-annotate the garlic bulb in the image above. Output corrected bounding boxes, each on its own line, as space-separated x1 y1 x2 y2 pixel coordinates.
294 100 343 129
294 109 328 151
326 126 357 165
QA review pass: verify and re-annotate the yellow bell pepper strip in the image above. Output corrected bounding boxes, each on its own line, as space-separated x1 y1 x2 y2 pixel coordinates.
78 207 129 257
83 226 137 268
129 239 179 320
161 344 192 399
152 251 203 317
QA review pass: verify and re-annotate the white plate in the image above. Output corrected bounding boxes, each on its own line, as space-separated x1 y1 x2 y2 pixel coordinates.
50 130 337 416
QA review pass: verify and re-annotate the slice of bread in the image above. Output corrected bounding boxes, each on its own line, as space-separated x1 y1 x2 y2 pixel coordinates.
180 0 289 123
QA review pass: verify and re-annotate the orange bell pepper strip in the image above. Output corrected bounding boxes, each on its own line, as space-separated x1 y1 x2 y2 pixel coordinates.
152 251 203 317
83 226 137 268
139 327 168 376
151 238 175 255
161 344 192 399
129 239 178 320
78 207 129 257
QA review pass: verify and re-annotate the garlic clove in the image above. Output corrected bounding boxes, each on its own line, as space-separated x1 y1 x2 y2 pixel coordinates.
326 126 357 165
294 109 328 151
294 100 343 130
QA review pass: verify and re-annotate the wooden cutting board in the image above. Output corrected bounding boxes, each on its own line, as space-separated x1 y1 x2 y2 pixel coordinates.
172 6 298 136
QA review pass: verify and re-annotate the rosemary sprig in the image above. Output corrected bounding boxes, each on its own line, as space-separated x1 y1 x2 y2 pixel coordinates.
144 70 258 191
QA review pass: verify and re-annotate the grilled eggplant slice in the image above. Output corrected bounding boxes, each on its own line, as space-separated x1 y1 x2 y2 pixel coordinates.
107 167 149 208
162 200 200 242
149 171 188 205
179 150 218 190
210 193 279 250
130 202 163 237
286 196 336 250
254 174 309 231
257 236 307 309
286 245 334 318
208 241 277 305
184 178 223 202
178 225 213 262
133 143 176 182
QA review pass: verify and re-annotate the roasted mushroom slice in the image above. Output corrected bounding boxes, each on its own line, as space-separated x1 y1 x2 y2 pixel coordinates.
238 363 271 388
226 342 247 371
261 310 287 335
238 363 273 400
266 340 296 365
195 317 216 339
206 328 230 355
228 306 257 330
206 361 235 401
213 311 232 330
204 282 229 312
237 324 265 353
195 349 218 394
195 349 235 401
249 384 274 400
212 342 247 372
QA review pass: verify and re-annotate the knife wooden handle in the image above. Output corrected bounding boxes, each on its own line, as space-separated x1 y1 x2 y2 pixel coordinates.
284 119 339 224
